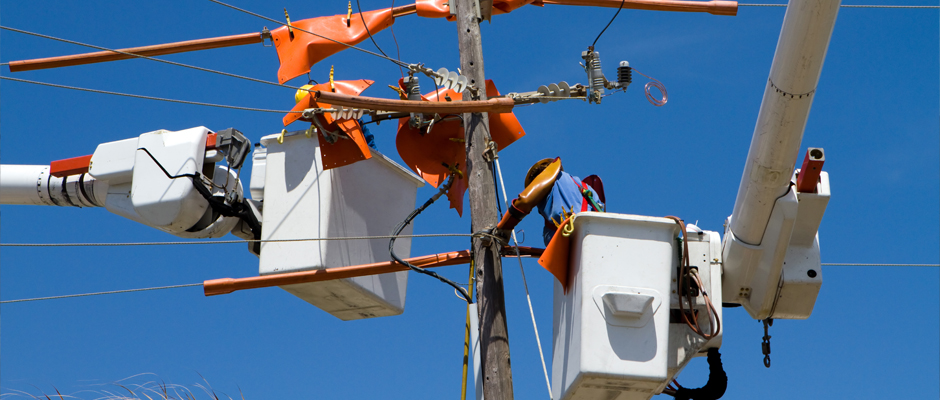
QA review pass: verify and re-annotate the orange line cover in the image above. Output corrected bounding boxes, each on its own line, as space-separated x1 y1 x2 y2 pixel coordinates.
204 246 543 296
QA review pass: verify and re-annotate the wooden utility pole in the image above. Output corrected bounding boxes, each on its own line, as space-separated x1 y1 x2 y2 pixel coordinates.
453 0 514 398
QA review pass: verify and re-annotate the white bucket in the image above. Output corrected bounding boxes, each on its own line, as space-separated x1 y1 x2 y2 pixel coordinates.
257 132 424 320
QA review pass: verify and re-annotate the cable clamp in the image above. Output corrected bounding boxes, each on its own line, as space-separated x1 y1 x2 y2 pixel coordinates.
473 228 507 248
443 162 464 179
260 27 273 47
312 115 342 144
482 140 498 162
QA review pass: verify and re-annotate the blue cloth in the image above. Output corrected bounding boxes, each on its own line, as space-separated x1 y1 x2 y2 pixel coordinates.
359 119 377 149
537 171 604 245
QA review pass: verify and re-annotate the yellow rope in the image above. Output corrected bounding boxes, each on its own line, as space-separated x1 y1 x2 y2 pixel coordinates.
461 260 475 400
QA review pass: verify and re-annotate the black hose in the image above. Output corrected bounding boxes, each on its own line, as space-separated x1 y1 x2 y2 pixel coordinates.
137 148 261 239
389 176 472 303
673 348 728 400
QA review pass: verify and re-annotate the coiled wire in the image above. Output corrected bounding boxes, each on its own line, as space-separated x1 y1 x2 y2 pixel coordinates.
634 68 668 107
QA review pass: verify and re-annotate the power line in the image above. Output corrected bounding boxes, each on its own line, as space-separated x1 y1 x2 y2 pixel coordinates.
0 76 298 113
591 0 626 49
822 263 939 267
0 25 295 91
207 0 412 69
2 262 935 304
0 283 202 304
0 233 474 247
740 3 940 7
357 0 392 60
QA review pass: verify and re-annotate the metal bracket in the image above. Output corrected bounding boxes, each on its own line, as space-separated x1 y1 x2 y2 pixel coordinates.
447 0 481 19
471 0 484 21
260 27 273 47
482 140 498 162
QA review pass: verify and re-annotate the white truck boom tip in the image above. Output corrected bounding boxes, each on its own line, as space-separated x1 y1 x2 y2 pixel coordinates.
722 0 839 320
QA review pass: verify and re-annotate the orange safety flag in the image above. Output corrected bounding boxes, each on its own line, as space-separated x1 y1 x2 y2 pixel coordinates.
396 79 525 216
285 79 375 170
416 0 541 19
538 216 573 292
272 8 395 84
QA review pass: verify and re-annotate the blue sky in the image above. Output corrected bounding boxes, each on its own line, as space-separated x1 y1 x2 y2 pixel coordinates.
1 0 937 399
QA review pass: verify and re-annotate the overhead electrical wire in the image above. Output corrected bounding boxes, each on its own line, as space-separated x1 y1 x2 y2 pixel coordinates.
3 261 935 304
0 76 298 113
739 3 940 7
821 263 939 267
0 26 296 91
357 0 393 60
0 283 203 304
390 0 405 77
207 0 412 69
591 0 627 49
0 233 474 247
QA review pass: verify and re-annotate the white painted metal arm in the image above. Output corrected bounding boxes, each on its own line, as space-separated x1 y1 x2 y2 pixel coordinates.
723 0 839 320
0 127 246 239
0 164 106 207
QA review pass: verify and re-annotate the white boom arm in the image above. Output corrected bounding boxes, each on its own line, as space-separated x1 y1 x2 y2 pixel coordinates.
722 0 839 319
0 127 256 240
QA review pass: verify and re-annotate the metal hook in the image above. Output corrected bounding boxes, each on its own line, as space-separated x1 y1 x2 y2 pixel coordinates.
761 318 773 368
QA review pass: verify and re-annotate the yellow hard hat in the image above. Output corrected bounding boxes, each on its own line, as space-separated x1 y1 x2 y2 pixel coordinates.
525 158 562 187
295 84 315 104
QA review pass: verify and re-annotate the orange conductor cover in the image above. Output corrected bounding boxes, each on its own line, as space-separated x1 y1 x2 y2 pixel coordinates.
395 79 525 216
272 8 395 84
285 79 375 170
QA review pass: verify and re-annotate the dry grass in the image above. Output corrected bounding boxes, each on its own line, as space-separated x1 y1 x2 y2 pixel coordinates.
0 374 245 400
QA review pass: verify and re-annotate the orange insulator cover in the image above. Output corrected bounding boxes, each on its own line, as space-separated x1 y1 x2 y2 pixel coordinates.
416 0 454 18
538 216 573 292
272 8 395 84
285 79 376 170
395 79 525 216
